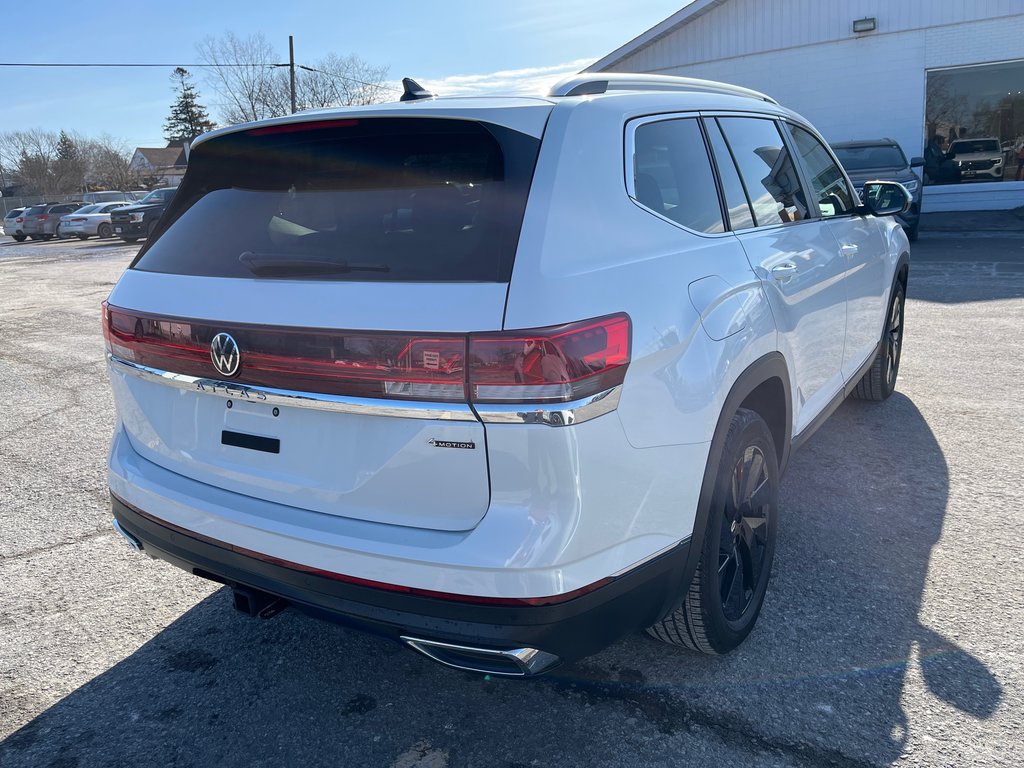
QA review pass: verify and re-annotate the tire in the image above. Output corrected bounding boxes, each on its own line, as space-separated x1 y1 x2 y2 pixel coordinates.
41 234 53 241
647 408 779 654
77 234 89 240
852 280 905 401
121 237 139 244
905 220 919 242
97 223 112 239
29 235 41 241
13 234 26 242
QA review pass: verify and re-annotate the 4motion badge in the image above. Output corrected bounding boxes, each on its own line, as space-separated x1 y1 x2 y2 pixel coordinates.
428 439 476 450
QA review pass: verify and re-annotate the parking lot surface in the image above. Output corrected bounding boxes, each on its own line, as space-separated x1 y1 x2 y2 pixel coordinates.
1 233 1022 767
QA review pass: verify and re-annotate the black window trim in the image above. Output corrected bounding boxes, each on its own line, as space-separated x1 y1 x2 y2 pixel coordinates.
778 119 862 219
702 116 757 230
623 111 731 239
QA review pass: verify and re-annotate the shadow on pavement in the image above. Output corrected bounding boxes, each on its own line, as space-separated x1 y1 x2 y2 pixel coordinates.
0 397 1003 767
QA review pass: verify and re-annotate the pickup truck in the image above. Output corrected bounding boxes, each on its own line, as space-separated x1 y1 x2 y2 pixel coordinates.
109 187 177 243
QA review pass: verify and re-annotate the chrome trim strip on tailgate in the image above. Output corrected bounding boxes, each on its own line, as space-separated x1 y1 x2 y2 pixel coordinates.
473 386 621 426
107 354 478 422
108 354 621 426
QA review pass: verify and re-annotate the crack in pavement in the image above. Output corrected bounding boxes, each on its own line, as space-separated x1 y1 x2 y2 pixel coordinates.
0 528 112 563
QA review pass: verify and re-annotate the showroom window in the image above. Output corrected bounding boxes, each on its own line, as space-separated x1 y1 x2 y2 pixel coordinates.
924 59 1024 185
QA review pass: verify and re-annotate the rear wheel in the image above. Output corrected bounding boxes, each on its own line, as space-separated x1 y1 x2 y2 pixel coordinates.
13 234 26 242
41 234 53 241
647 408 778 654
97 223 112 239
853 281 905 401
77 234 89 240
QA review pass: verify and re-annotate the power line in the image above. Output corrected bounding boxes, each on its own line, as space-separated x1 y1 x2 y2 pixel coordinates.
0 62 254 68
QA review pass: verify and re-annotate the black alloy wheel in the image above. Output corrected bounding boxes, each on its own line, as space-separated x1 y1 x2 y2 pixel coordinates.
853 280 905 401
718 444 771 623
647 408 779 654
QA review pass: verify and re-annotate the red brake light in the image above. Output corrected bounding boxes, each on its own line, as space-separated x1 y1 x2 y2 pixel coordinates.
246 119 359 136
103 306 631 405
38 214 49 220
15 217 22 223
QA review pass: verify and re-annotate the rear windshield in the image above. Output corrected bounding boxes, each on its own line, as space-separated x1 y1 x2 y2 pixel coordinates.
75 204 101 214
833 145 907 171
25 206 46 215
4 209 23 218
948 139 999 156
132 118 541 282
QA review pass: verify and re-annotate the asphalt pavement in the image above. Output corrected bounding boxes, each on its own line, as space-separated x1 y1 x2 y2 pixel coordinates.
0 232 1022 767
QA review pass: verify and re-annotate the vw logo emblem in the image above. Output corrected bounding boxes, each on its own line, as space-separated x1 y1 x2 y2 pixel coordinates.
210 333 241 378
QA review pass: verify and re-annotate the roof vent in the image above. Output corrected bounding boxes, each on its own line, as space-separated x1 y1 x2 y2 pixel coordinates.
400 77 435 102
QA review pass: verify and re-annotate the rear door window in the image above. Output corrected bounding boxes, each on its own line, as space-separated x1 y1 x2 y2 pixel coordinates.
133 118 541 283
630 117 724 234
718 117 810 226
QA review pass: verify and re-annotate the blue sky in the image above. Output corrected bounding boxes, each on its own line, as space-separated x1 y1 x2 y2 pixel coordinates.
1 0 686 150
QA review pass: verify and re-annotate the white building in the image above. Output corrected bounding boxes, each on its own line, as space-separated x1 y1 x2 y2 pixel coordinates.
591 0 1024 211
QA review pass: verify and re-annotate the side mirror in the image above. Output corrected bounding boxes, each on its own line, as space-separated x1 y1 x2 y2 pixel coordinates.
860 180 912 217
910 156 925 168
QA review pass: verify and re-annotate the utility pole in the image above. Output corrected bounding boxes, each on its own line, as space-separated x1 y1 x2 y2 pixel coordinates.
289 35 297 114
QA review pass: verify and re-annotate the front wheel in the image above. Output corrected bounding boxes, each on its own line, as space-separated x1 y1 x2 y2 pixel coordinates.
12 234 26 242
647 408 779 654
852 281 905 401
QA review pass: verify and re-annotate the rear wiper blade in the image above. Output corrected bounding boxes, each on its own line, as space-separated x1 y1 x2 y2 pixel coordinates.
239 251 390 277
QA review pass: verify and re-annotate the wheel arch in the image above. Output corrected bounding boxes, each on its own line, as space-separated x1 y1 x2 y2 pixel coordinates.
653 351 792 622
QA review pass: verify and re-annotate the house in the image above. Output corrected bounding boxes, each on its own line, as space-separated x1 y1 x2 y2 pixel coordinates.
129 146 187 188
590 0 1024 211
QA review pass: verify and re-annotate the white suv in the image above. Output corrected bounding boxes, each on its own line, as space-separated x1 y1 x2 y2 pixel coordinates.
104 74 910 676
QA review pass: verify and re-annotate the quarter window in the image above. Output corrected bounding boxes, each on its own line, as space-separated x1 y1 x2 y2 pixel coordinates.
789 126 855 217
631 118 724 234
718 117 809 226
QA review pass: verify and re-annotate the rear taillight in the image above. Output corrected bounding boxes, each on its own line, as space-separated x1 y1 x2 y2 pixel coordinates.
103 305 630 405
37 214 48 220
15 217 22 223
468 315 630 403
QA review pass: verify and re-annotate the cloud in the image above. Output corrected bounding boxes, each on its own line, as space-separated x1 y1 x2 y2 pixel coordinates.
414 58 596 98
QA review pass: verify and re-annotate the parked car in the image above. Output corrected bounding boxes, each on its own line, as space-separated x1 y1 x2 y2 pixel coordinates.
82 191 134 204
59 202 132 239
105 73 911 675
832 138 924 241
947 137 1004 181
3 208 27 240
21 202 82 240
109 187 177 243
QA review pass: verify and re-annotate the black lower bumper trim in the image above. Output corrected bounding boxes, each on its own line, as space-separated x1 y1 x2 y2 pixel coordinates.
111 495 691 663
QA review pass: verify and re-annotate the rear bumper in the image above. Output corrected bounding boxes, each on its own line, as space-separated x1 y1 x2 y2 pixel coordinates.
111 493 690 662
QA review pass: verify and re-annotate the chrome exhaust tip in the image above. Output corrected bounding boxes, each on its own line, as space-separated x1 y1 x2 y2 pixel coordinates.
401 636 560 677
112 518 144 552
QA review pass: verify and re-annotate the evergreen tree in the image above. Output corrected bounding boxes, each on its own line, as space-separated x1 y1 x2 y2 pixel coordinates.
53 130 85 193
164 67 216 143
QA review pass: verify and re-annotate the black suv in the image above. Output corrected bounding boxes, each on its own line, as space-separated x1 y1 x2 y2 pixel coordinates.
832 139 924 241
110 187 177 243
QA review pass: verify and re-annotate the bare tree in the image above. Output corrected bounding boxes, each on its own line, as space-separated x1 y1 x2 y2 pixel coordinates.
80 135 139 191
296 53 393 109
196 32 287 124
0 129 61 195
197 33 392 125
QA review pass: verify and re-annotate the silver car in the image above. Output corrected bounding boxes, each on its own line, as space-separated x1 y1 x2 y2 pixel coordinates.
59 202 131 239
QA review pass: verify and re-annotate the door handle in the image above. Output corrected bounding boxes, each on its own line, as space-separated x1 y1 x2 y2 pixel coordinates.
840 243 859 257
770 262 798 280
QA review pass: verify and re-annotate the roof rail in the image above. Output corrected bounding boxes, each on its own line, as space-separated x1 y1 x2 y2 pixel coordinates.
548 73 779 105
